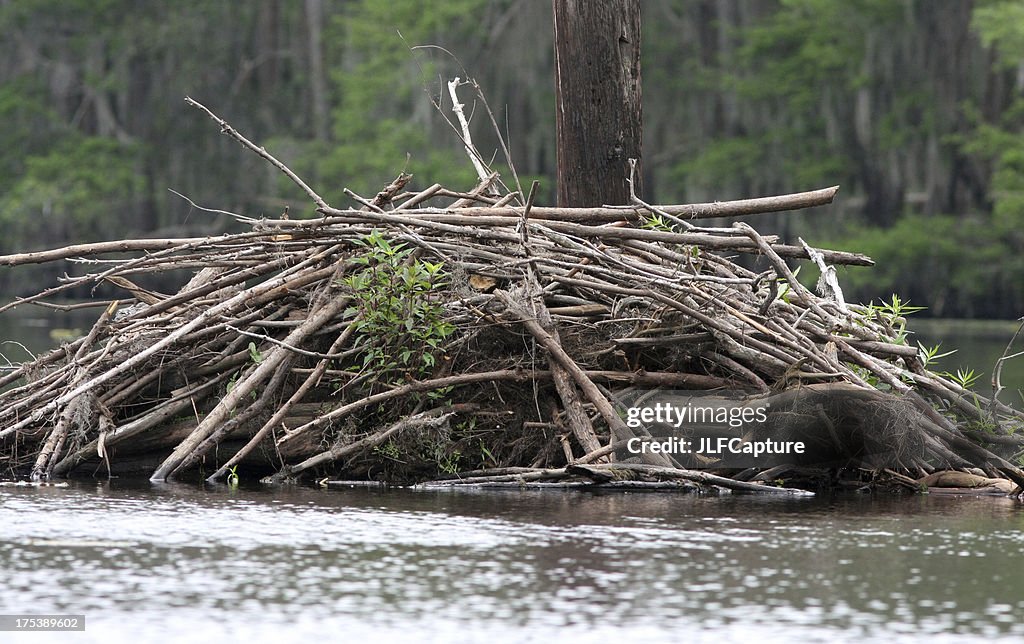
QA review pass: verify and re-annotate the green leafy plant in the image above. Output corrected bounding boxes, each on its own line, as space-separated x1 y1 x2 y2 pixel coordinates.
436 448 461 475
862 294 925 344
776 266 801 304
918 342 956 369
640 212 673 232
943 367 982 390
248 341 263 364
227 465 239 488
478 440 495 467
342 230 455 383
373 440 403 461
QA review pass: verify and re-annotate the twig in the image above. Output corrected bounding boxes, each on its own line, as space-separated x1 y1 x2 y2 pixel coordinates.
185 96 329 210
990 316 1024 417
447 77 496 193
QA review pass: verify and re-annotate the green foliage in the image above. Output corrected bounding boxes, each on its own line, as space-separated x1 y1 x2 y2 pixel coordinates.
248 342 264 365
943 367 983 390
0 137 143 252
317 0 486 201
972 1 1024 65
959 1 1024 291
0 80 64 192
918 342 956 369
822 215 1024 318
373 439 402 461
342 230 454 383
856 294 924 344
670 0 904 197
226 465 240 488
640 213 674 233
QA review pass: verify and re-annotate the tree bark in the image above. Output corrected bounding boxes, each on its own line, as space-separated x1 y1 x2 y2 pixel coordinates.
553 0 642 207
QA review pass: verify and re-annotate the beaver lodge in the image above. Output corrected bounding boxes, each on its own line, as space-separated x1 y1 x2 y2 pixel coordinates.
1 96 1023 498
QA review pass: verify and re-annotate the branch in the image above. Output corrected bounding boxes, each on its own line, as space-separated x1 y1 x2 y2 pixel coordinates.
185 96 329 210
447 78 497 194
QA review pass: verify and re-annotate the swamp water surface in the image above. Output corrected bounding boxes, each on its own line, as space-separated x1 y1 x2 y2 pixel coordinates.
1 482 1022 643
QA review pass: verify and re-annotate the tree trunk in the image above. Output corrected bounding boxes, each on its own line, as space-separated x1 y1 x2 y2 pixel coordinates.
553 0 642 207
305 0 329 142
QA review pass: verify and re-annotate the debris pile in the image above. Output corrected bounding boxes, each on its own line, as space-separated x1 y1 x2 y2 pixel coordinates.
1 97 1022 495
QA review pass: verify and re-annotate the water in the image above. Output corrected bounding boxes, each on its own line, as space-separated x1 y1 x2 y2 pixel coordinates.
0 482 1022 642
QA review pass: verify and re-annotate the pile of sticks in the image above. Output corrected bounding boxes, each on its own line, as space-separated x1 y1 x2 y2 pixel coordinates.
1 97 1022 493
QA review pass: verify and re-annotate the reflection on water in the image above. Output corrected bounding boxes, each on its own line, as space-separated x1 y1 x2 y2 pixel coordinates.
1 482 1022 643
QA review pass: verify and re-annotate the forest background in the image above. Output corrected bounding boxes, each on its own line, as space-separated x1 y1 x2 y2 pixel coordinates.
1 0 1022 319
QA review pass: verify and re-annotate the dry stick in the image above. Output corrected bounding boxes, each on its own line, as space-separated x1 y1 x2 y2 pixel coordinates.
0 227 284 270
448 77 498 196
124 248 328 322
29 301 119 479
100 338 233 408
149 285 352 481
314 186 842 224
171 354 296 478
0 233 295 320
343 188 385 212
370 172 413 208
573 463 815 496
449 173 500 208
267 408 457 483
494 290 673 468
422 468 568 485
224 323 355 360
909 368 1019 422
50 374 230 476
395 183 443 210
915 407 1024 485
990 317 1024 418
0 237 227 267
799 237 849 313
23 300 114 312
529 294 604 457
646 289 799 369
514 216 605 459
312 207 872 266
734 221 843 326
1 253 338 441
573 439 634 465
206 320 359 482
432 466 539 481
0 364 71 412
276 370 550 445
694 290 837 374
706 352 770 394
0 332 94 392
185 96 329 211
